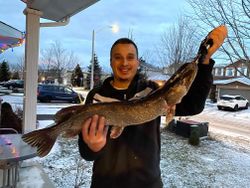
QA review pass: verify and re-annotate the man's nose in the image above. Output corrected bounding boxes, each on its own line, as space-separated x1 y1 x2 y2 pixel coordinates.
121 58 128 66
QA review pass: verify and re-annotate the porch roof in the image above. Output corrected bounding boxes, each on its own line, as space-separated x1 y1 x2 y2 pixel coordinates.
22 0 99 21
0 21 24 53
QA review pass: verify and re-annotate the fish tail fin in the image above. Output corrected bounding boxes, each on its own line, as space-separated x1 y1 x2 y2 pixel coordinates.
22 123 60 157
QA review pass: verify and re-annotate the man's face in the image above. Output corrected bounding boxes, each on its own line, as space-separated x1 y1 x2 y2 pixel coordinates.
110 43 139 82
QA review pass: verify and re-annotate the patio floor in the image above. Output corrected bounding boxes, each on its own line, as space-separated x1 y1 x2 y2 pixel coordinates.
16 163 55 188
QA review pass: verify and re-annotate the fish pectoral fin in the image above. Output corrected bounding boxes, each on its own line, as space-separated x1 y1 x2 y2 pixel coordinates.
110 126 124 139
165 106 176 127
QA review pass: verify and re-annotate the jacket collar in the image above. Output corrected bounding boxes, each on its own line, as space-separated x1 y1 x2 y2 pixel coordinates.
102 74 140 100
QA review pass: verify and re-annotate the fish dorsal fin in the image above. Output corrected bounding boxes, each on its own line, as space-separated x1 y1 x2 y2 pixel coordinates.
55 104 86 123
110 126 124 139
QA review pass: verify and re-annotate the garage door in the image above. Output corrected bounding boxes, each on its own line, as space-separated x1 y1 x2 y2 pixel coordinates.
219 89 250 101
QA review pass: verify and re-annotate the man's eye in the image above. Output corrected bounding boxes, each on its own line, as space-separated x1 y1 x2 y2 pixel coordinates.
127 56 135 60
114 56 122 60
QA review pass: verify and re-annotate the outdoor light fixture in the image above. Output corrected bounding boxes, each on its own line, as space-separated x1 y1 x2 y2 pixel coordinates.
90 24 119 90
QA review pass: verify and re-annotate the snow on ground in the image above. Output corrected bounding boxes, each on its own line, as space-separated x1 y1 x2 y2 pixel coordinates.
1 92 250 187
160 131 250 187
32 122 250 188
204 101 250 121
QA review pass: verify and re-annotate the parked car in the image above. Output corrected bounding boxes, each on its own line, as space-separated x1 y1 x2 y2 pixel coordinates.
2 80 24 90
37 84 84 103
0 81 6 86
217 94 249 111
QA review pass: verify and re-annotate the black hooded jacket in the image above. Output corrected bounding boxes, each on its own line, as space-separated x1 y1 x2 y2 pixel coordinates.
78 61 214 188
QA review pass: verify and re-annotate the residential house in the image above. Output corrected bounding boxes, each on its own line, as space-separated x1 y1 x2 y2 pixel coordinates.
146 70 170 87
61 67 110 89
140 61 169 86
211 60 250 102
213 59 249 79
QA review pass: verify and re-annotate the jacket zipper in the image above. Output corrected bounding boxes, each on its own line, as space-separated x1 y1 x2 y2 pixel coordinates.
124 94 127 100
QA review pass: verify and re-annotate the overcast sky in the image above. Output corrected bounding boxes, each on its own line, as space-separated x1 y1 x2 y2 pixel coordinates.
0 0 190 72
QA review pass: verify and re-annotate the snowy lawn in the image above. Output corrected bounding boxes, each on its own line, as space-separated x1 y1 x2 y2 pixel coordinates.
32 121 250 188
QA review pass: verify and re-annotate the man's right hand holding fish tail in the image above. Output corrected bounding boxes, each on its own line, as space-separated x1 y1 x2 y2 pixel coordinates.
199 25 228 65
82 115 108 152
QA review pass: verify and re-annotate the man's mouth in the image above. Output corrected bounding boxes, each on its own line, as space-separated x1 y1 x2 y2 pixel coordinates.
119 67 130 74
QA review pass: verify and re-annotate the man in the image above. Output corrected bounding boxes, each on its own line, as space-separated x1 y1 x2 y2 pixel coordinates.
78 27 226 188
0 102 22 133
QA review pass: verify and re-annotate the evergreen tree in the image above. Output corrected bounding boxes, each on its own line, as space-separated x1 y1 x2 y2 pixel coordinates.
137 57 148 80
71 64 83 87
0 60 11 82
86 54 102 89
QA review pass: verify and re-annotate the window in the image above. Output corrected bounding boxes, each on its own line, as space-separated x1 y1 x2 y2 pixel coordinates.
65 87 72 94
225 68 233 76
215 68 219 76
236 67 248 76
237 68 241 76
215 68 223 76
221 96 233 100
244 67 247 75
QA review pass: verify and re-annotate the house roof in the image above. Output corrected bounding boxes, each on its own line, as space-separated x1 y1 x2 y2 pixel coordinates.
213 63 228 68
146 70 170 81
214 77 250 86
213 59 249 68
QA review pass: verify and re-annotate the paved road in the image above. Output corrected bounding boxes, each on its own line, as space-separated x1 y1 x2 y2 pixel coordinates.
189 108 250 150
191 113 250 138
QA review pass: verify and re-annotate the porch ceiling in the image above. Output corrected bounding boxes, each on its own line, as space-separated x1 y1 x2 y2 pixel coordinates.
22 0 100 21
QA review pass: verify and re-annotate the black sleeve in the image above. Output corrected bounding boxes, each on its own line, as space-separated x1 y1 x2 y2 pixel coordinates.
175 59 215 116
78 88 105 161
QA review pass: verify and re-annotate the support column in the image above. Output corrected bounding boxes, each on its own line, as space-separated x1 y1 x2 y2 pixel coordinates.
23 8 42 133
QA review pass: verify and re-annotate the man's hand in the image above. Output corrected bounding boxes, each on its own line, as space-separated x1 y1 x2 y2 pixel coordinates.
82 115 108 152
201 25 228 65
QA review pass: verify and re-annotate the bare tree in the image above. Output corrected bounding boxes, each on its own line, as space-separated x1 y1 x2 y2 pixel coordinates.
127 28 135 41
40 47 54 71
141 49 158 67
9 54 25 79
40 40 79 83
156 17 198 74
242 0 250 19
187 0 250 78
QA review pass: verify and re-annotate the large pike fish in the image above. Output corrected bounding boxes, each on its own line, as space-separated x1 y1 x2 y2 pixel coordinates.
22 25 228 157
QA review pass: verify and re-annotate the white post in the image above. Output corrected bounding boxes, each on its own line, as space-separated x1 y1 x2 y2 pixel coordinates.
90 30 95 90
23 8 42 133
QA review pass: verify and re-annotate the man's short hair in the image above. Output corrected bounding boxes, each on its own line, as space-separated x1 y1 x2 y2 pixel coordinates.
110 38 138 60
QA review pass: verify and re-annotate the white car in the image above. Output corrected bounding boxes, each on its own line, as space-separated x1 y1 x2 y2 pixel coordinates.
217 94 249 111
